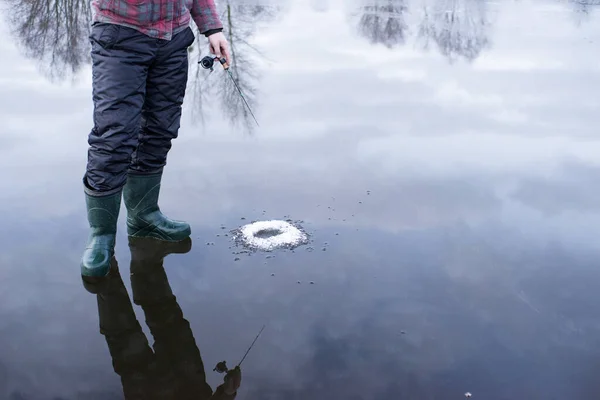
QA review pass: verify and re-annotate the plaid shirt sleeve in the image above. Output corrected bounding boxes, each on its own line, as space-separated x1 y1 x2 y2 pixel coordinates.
190 0 223 34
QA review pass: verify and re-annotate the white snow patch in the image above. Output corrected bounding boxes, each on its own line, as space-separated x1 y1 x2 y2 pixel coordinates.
238 220 308 251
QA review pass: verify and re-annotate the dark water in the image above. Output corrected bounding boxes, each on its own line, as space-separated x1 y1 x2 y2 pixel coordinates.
2 0 600 398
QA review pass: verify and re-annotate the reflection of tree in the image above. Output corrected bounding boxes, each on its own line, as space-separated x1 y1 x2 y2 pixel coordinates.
356 0 409 48
188 3 279 132
5 0 92 81
568 0 600 26
417 0 490 63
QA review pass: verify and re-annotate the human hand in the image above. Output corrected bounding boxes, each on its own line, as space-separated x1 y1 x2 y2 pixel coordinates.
222 366 242 395
208 32 231 66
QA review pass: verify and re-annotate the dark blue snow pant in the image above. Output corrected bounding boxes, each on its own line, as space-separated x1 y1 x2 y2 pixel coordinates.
85 23 195 196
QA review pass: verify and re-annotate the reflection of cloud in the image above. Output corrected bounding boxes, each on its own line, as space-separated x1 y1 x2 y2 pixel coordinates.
310 0 330 13
236 219 600 399
510 162 600 215
356 0 409 48
417 0 490 63
162 131 504 233
5 0 92 80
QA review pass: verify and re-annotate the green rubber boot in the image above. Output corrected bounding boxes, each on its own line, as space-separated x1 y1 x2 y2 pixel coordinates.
123 172 191 242
81 189 122 278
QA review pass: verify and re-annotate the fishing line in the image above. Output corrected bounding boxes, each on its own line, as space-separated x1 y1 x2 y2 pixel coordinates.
213 324 267 374
199 55 260 127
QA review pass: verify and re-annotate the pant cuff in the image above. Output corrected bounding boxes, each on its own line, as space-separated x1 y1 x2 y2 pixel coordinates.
127 168 164 176
83 175 125 197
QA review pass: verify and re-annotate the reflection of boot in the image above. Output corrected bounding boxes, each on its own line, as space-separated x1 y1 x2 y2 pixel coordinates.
128 236 192 266
123 172 191 241
129 237 214 399
94 259 157 399
81 186 122 278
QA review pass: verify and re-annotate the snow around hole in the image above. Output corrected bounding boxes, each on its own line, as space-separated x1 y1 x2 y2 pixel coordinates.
238 220 308 251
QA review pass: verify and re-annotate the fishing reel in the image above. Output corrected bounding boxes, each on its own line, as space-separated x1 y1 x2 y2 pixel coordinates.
214 360 230 374
212 325 266 376
199 55 230 71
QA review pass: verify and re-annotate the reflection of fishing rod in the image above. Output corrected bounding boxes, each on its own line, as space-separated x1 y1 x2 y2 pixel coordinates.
213 324 266 374
199 55 260 127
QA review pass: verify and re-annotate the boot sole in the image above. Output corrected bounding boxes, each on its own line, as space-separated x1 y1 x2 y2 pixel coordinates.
81 259 119 293
127 223 191 242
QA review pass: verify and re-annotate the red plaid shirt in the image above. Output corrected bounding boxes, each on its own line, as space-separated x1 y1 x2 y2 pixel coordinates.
91 0 223 40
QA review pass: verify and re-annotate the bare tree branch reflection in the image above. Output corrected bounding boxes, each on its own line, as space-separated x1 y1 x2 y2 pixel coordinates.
568 0 600 26
417 0 490 63
356 0 409 48
188 1 280 132
5 0 92 81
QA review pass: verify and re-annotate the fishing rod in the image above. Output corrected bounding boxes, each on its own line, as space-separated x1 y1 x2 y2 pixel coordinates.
199 55 260 127
213 324 266 374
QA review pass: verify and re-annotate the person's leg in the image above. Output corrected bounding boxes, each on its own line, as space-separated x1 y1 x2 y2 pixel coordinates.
82 23 154 277
123 27 196 242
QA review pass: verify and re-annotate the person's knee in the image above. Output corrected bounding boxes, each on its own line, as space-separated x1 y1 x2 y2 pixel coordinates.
143 106 182 139
86 127 139 192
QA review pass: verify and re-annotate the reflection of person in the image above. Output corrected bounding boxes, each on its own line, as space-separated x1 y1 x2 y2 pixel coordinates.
87 238 241 399
81 0 232 278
